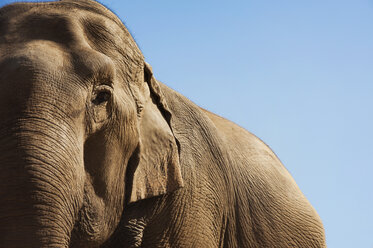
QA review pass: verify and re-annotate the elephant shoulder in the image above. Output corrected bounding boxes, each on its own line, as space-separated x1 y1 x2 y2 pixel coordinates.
201 109 326 247
157 82 292 183
201 108 307 204
200 108 281 163
157 83 325 246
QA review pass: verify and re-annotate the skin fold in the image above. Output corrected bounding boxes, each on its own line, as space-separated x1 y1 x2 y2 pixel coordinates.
0 0 326 247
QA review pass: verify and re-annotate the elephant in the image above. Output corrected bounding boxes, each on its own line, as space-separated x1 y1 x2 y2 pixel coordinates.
0 0 326 247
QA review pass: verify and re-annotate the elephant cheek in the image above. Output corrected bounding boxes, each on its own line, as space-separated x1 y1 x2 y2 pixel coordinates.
70 133 131 247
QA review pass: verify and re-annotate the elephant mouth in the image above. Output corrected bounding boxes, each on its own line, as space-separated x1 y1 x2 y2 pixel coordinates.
69 180 116 247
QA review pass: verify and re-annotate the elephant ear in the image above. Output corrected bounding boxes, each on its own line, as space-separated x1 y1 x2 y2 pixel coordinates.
128 62 184 203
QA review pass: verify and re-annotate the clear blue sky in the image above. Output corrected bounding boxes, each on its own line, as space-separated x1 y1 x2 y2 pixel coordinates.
1 1 372 247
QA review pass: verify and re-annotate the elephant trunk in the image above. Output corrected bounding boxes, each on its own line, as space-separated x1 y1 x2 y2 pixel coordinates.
0 118 84 247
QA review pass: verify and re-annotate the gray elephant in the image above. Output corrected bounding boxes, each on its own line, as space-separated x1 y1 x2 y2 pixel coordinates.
0 0 326 247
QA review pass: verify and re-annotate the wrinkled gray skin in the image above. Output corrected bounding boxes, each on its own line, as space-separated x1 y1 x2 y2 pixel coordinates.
0 1 326 247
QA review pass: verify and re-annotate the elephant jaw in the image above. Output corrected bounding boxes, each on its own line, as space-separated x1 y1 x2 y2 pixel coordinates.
70 181 118 247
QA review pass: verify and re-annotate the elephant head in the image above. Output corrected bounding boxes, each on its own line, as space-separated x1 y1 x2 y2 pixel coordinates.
0 0 183 247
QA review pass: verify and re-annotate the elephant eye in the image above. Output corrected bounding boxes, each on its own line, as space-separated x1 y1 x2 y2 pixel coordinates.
92 86 112 105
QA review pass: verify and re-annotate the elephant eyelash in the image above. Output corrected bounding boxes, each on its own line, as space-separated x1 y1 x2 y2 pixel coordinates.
92 85 112 105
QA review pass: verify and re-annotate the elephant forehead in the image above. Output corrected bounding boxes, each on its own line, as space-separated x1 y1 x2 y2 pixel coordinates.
0 1 140 66
0 40 115 88
0 1 144 88
0 41 68 74
0 42 84 105
0 1 126 45
0 20 122 85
